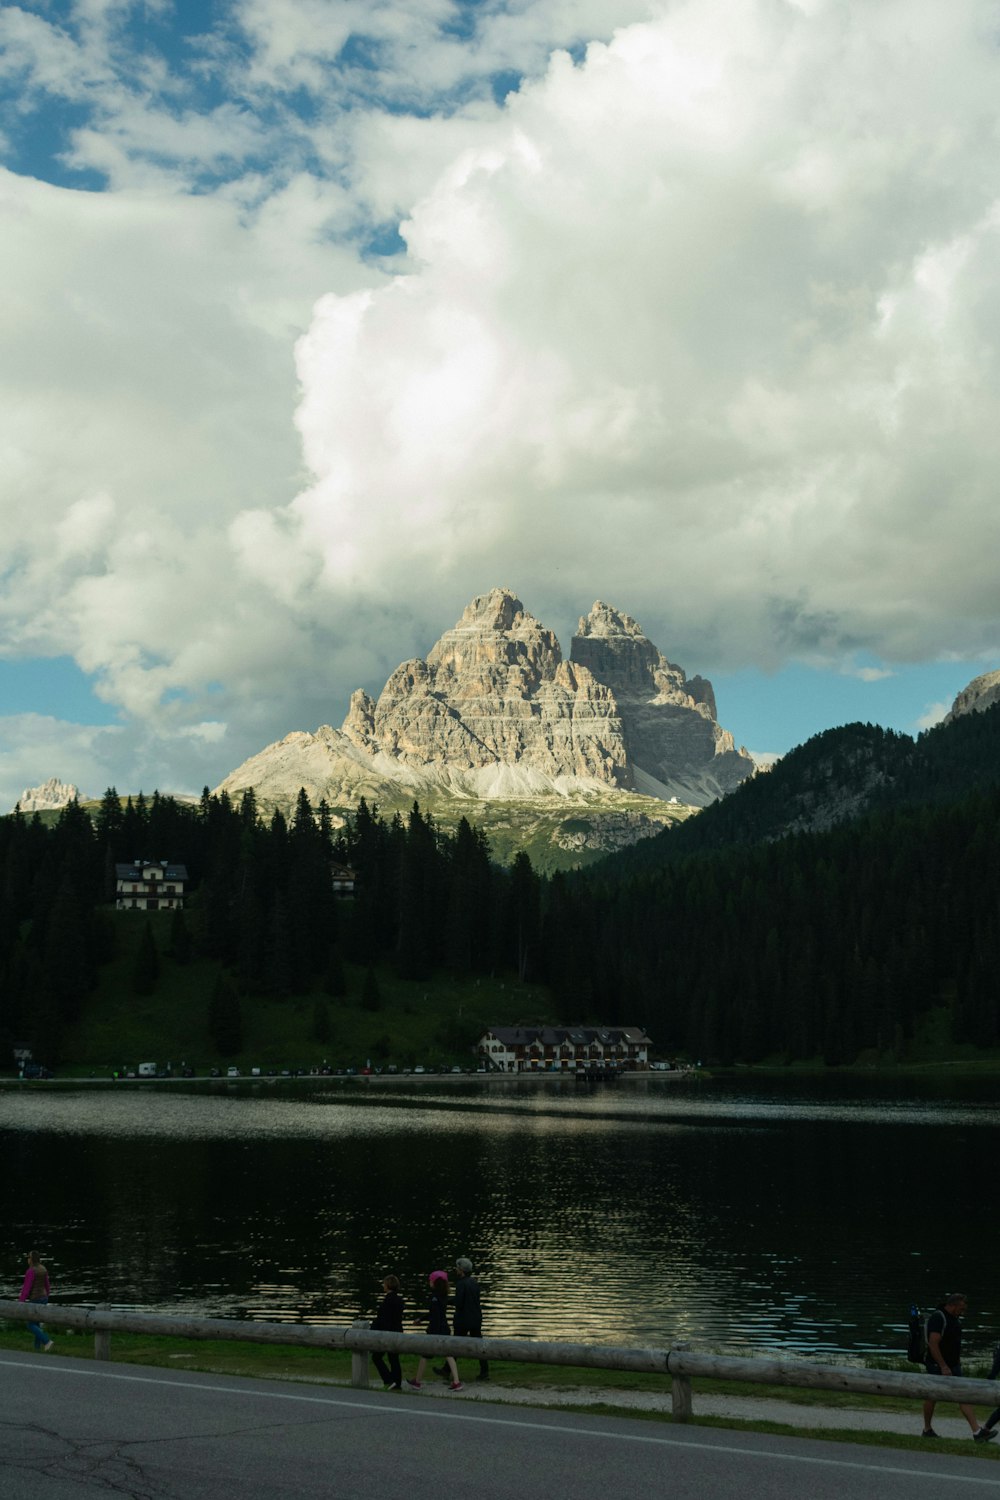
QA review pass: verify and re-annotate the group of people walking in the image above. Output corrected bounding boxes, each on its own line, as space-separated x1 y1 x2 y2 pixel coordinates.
370 1257 487 1395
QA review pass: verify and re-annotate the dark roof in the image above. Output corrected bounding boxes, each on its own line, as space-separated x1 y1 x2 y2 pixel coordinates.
116 861 188 880
483 1025 652 1046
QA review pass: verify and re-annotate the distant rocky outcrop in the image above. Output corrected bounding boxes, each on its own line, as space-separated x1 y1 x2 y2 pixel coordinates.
945 669 1000 723
14 777 81 813
216 589 753 862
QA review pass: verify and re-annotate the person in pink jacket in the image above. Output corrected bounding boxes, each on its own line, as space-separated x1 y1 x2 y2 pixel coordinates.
19 1250 53 1352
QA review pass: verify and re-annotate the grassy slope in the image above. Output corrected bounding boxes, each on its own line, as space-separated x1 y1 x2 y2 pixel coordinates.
50 910 553 1075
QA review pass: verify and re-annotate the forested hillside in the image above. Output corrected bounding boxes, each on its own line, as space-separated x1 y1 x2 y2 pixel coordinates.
0 788 544 1069
3 701 999 1070
599 700 1000 869
548 704 1000 1062
548 786 1000 1062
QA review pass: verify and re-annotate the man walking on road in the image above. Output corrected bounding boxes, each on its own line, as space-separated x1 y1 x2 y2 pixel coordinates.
922 1291 996 1441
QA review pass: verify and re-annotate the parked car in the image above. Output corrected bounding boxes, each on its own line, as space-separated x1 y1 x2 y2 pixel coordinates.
227 1066 241 1078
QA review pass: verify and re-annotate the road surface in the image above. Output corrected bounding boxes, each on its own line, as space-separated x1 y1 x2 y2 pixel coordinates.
1 1351 996 1499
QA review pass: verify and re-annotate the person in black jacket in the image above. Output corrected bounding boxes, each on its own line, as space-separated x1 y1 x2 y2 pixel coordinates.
921 1292 996 1441
407 1272 463 1391
371 1274 404 1390
454 1256 488 1382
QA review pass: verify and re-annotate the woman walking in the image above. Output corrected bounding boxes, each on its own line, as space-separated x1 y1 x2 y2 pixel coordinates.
19 1250 53 1352
371 1274 404 1390
407 1272 462 1392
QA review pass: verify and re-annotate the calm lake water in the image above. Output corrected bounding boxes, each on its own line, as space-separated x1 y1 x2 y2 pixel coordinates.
2 1072 999 1360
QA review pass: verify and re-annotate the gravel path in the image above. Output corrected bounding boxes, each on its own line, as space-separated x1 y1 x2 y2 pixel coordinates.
403 1378 989 1441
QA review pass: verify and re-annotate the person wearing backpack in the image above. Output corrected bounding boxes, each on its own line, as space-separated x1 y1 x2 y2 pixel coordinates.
921 1292 997 1441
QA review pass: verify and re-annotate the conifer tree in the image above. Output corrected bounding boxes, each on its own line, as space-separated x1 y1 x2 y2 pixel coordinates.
131 920 159 996
168 908 192 965
96 787 124 849
323 947 348 998
311 996 331 1043
265 891 293 998
361 966 382 1012
208 971 243 1056
502 851 541 983
41 875 91 1023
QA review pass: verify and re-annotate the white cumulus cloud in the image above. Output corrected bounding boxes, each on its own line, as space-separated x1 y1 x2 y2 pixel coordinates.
2 0 1000 801
264 0 1000 678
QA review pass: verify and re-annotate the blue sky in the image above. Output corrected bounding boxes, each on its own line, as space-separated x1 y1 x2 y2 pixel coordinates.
1 0 998 806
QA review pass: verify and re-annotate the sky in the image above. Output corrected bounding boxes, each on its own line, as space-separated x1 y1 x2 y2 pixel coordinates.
2 0 999 809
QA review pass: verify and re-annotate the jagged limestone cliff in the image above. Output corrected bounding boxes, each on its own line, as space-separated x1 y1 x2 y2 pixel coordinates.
216 589 753 867
13 777 81 814
571 600 752 801
945 668 1000 722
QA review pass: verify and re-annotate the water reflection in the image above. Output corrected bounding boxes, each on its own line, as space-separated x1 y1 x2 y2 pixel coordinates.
2 1076 1000 1357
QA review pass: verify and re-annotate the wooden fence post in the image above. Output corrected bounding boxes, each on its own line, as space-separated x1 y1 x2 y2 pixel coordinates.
670 1342 692 1422
351 1320 371 1388
94 1305 111 1362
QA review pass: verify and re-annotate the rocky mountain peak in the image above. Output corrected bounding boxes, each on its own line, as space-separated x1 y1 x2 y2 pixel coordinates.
14 777 81 814
571 601 667 692
945 668 1000 723
216 588 755 833
426 587 562 680
576 600 646 640
569 601 749 798
458 586 527 631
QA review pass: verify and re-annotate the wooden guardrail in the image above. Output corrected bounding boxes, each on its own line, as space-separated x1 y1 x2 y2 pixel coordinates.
3 1301 998 1424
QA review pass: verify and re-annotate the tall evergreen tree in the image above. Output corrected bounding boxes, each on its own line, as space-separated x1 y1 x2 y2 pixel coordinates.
168 908 192 965
208 971 243 1056
131 920 159 997
361 966 382 1012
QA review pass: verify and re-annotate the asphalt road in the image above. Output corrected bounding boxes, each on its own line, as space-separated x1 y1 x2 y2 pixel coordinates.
1 1352 997 1500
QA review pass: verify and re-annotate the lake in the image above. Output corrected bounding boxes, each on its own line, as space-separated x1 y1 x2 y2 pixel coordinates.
2 1072 999 1360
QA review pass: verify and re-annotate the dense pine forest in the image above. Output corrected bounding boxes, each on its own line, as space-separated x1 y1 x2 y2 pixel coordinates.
2 702 999 1070
0 787 541 1068
552 785 1000 1062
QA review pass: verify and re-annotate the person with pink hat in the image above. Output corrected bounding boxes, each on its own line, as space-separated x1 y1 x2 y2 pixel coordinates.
406 1271 463 1392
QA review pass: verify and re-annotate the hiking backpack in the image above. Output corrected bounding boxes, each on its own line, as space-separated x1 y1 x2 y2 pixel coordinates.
906 1304 926 1364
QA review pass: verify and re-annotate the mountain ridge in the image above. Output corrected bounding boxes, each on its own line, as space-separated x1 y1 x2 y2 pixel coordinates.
215 587 754 865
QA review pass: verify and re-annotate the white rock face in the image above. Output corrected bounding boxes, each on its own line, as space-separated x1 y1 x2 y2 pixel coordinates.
571 600 752 799
15 777 81 813
217 589 753 821
945 669 1000 722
